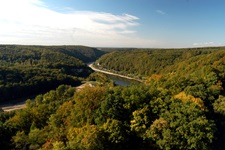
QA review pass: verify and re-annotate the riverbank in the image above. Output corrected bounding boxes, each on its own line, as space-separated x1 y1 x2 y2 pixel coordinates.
88 63 144 83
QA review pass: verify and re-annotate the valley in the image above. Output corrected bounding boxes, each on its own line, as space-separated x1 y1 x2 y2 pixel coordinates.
0 45 225 150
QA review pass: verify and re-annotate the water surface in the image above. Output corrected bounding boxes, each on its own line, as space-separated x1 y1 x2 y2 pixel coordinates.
106 74 141 86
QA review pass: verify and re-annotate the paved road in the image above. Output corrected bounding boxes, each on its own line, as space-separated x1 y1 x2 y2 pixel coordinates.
1 103 26 112
88 63 143 82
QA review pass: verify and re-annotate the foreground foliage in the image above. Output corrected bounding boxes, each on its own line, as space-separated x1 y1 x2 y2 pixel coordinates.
0 81 224 149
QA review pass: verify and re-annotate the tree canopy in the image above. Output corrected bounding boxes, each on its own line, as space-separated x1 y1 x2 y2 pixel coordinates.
0 45 105 104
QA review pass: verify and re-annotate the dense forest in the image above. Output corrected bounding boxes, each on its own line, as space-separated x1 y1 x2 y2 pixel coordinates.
95 47 225 79
0 46 225 149
0 45 105 104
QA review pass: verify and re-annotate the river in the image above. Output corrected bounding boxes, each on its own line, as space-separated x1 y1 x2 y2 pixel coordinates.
106 74 140 86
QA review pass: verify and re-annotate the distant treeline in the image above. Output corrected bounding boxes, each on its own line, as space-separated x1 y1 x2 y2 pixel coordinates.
96 47 137 52
0 45 105 63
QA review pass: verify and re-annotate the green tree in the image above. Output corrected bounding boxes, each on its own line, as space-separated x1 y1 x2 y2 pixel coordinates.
213 95 225 149
28 128 48 150
12 131 28 150
67 125 104 150
130 106 153 138
71 86 107 127
102 119 129 150
95 87 127 125
214 95 225 115
148 100 215 150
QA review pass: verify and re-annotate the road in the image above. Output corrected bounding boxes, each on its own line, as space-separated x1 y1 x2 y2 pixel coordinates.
88 63 143 82
1 103 27 112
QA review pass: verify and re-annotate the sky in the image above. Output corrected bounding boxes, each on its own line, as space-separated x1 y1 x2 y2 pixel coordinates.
0 0 225 48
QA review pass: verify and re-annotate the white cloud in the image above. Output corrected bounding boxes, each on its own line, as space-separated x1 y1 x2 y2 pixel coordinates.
0 0 157 47
156 10 166 15
193 42 222 47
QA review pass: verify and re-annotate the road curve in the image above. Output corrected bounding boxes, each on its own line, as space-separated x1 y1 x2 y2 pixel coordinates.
88 63 143 83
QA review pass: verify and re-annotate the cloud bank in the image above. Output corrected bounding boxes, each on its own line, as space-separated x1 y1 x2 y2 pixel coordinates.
0 0 157 47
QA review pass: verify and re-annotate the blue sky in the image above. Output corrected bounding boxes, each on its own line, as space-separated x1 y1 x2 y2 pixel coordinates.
0 0 225 48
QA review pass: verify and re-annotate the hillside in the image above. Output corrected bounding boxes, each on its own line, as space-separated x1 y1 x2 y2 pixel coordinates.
0 45 105 63
0 45 105 104
95 47 225 99
95 47 225 78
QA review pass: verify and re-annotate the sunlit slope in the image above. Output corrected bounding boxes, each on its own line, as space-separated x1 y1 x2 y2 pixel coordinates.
95 47 225 79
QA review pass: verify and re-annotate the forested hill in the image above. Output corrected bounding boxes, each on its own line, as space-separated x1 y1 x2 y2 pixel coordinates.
0 45 104 104
46 45 105 63
0 45 105 63
95 47 225 79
